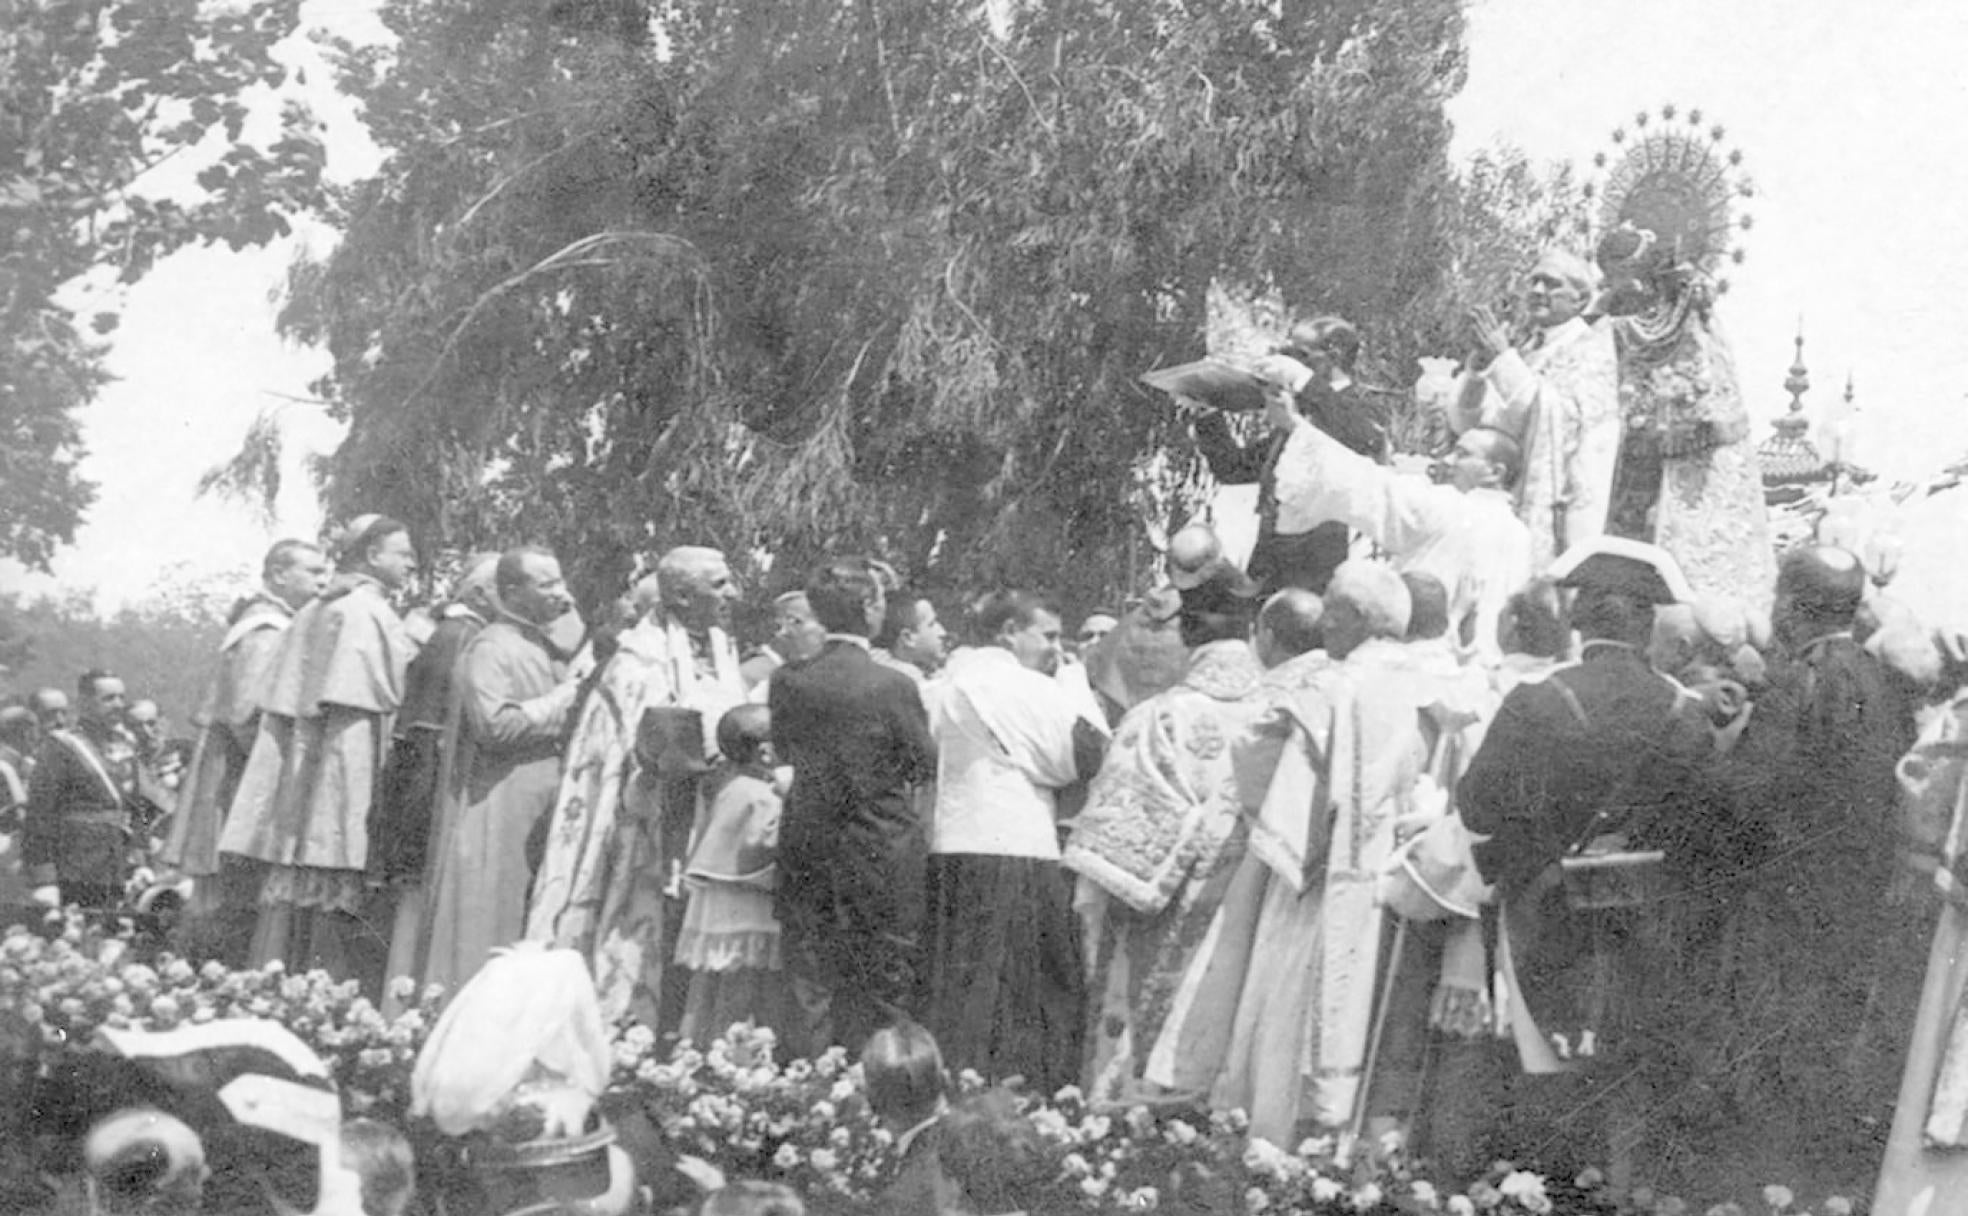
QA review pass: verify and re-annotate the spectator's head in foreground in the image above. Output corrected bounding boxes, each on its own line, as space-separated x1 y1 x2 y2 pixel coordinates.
862 1020 949 1132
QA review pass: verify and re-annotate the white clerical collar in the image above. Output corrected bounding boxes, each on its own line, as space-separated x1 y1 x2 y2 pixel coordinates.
824 633 872 651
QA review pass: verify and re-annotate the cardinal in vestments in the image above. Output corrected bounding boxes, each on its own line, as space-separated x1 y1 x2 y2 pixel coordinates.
163 539 327 965
219 516 418 991
422 547 581 994
526 546 746 1030
1064 560 1273 1105
1449 250 1622 573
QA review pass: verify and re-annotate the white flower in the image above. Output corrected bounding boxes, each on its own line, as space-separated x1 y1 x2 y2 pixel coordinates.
1351 1182 1383 1211
810 1148 838 1173
772 1144 801 1170
1311 1177 1345 1203
1165 1119 1198 1146
829 1078 855 1103
1762 1186 1795 1212
1241 1139 1293 1180
812 1100 838 1122
814 1046 849 1076
1126 1185 1160 1210
1062 1153 1093 1179
1447 1197 1476 1216
1499 1171 1547 1204
1080 1177 1111 1199
1053 1084 1084 1105
1297 1135 1335 1159
1080 1113 1112 1142
1245 1186 1271 1212
1411 1180 1440 1209
1824 1199 1853 1216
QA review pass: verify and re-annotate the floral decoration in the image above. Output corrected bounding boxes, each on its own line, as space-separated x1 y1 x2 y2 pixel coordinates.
0 913 1864 1216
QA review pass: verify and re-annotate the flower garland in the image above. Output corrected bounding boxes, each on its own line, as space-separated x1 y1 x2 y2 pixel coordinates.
0 914 1862 1216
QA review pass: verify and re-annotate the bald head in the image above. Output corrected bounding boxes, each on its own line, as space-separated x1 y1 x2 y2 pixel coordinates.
1323 560 1411 659
1256 589 1325 667
1649 603 1706 677
1534 249 1596 298
453 551 501 617
1400 572 1450 641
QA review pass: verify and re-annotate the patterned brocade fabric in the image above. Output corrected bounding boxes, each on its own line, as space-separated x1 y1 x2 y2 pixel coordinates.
258 863 366 914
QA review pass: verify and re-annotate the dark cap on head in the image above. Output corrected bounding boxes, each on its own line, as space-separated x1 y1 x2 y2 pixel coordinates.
1778 544 1866 621
1549 536 1694 606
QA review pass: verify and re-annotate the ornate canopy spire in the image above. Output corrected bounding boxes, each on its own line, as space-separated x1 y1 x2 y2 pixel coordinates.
1760 324 1827 489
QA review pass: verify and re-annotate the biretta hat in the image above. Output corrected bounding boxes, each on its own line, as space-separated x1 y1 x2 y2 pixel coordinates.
1548 536 1695 606
1776 544 1866 619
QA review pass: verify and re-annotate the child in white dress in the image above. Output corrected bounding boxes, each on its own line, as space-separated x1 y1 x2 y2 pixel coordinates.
674 704 788 1044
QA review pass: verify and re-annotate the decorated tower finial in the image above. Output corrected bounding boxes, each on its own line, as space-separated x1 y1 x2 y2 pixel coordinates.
1760 323 1828 490
1783 325 1810 413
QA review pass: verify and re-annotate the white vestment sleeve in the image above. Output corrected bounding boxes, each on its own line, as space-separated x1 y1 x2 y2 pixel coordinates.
1273 418 1455 555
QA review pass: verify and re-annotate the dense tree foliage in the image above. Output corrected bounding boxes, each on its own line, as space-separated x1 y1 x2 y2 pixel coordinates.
280 0 1489 615
0 0 327 568
0 567 234 726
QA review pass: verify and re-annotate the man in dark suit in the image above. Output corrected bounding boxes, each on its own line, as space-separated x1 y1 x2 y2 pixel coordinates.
771 557 938 1057
1190 316 1389 594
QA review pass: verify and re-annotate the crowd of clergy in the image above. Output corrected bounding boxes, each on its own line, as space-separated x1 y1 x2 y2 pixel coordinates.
7 249 1968 1207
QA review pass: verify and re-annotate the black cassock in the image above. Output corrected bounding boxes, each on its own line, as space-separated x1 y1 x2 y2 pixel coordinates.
1720 631 1923 1185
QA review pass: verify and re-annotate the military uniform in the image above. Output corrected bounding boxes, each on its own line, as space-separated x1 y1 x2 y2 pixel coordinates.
22 721 150 907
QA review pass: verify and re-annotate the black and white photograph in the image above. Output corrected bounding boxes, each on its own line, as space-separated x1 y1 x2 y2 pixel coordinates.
5 1 1968 1213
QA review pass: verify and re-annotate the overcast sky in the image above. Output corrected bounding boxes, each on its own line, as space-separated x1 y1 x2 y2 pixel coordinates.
19 0 1968 609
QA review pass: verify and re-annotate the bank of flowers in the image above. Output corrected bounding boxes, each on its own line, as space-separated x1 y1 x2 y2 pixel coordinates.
0 913 1847 1216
